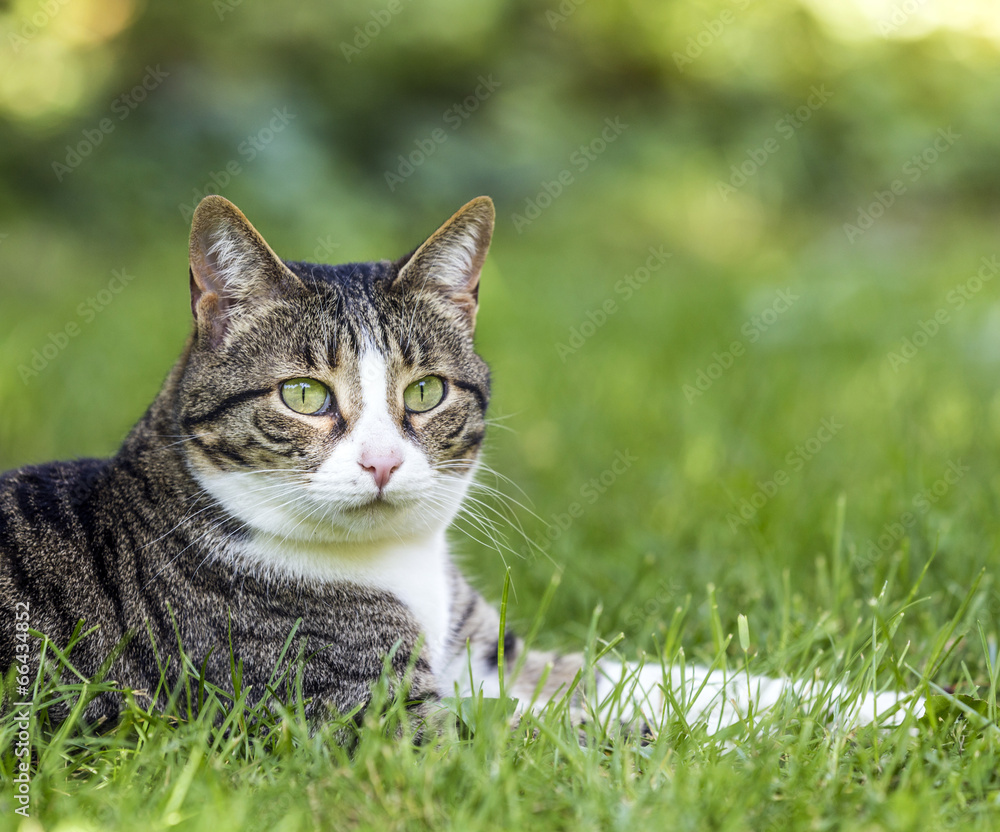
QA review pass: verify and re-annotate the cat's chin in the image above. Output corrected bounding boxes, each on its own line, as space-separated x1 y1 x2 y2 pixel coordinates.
297 469 475 543
320 496 452 543
221 490 450 547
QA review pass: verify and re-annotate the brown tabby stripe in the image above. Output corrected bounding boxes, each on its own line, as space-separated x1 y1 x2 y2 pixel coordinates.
450 430 485 458
181 387 273 431
451 379 488 411
444 414 470 439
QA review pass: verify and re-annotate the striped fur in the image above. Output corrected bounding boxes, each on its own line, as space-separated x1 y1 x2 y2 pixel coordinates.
0 196 508 725
0 196 921 735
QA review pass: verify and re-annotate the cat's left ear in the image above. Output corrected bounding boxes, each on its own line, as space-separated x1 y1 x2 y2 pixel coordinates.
394 196 494 331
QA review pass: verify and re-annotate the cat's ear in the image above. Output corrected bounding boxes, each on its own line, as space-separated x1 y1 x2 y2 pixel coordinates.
394 196 494 330
189 195 303 346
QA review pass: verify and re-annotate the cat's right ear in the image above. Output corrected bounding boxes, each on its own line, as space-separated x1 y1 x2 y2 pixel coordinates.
189 196 303 347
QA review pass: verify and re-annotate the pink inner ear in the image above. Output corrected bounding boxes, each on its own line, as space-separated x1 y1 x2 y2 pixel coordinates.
192 290 229 349
189 268 203 318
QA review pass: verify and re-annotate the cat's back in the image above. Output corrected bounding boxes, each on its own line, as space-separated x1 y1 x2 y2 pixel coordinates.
0 457 112 557
0 457 125 663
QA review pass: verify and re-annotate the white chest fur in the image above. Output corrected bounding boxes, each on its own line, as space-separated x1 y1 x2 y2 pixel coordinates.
235 531 455 671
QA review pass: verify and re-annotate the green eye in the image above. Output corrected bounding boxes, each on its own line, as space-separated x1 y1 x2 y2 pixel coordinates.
404 375 445 413
280 378 330 415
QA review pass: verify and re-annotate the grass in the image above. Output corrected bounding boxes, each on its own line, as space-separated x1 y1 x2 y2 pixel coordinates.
3 188 1000 830
0 561 997 832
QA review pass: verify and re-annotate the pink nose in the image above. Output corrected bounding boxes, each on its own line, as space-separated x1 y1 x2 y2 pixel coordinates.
360 450 402 491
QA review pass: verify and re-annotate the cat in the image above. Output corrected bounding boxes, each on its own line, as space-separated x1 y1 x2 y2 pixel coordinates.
0 195 920 734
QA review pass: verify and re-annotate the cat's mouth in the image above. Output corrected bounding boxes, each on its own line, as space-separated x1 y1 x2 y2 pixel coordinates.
352 495 391 510
345 491 415 512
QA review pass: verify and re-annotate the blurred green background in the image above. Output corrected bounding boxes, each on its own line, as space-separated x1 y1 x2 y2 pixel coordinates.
2 0 1000 663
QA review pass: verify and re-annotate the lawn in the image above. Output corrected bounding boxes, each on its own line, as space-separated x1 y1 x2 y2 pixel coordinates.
1 183 1000 830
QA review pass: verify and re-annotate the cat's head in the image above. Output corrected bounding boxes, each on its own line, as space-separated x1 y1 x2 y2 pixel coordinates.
175 195 493 551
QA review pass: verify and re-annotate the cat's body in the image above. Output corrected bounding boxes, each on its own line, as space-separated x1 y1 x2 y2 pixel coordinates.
0 197 579 727
0 196 920 733
0 452 541 727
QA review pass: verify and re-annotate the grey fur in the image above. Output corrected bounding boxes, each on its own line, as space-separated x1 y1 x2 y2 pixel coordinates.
0 196 925 737
0 196 581 728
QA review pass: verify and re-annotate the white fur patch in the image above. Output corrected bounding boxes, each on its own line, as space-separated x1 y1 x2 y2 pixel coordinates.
193 348 472 672
234 531 455 670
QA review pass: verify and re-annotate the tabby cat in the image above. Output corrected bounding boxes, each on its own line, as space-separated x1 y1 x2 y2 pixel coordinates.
0 196 917 732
